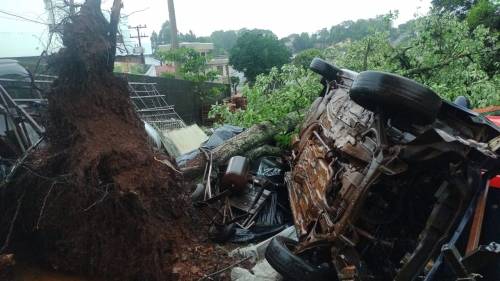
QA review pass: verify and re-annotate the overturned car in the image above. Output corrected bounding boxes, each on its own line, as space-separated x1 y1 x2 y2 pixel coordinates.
265 59 500 281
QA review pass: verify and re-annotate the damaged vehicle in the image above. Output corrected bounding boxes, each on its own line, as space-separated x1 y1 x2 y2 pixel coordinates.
265 58 500 281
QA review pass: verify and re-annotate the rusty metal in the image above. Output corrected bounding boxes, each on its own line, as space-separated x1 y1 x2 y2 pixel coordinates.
221 156 249 192
466 182 490 255
285 80 499 281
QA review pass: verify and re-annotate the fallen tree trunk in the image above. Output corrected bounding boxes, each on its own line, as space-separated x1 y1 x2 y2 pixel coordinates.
244 144 283 161
182 113 300 176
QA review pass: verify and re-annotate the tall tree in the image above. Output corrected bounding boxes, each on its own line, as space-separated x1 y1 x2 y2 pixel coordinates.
179 30 197 42
324 13 499 107
292 32 313 53
317 28 330 48
431 0 476 17
229 29 291 83
466 0 500 30
210 30 238 54
157 21 172 46
150 31 159 53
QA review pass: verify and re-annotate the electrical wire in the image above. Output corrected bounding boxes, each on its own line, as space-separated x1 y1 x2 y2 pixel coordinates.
0 9 48 25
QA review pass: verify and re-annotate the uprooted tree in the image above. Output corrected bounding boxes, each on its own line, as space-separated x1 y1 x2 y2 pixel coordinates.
0 1 196 280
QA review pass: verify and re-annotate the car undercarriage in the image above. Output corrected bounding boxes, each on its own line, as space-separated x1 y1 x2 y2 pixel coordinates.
266 59 500 281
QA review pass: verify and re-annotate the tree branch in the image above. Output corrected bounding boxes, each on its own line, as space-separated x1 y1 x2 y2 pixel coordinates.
107 0 122 72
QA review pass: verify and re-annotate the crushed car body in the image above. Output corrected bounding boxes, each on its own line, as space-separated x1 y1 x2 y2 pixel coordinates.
265 58 500 281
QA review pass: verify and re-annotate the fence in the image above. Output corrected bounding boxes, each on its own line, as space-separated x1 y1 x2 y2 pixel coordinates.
119 74 230 125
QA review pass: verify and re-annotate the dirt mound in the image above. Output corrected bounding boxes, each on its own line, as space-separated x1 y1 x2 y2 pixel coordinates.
0 1 198 280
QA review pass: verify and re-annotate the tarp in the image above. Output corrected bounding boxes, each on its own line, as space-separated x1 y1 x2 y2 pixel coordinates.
176 124 244 166
163 124 208 157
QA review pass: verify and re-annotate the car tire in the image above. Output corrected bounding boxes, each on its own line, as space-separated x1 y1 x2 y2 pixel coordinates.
265 236 336 281
309 58 340 82
349 71 442 125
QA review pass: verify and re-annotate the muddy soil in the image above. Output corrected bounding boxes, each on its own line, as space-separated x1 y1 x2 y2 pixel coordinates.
0 1 239 280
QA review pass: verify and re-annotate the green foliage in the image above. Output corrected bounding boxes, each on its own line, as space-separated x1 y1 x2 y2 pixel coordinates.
113 64 124 73
156 47 218 83
150 31 159 53
160 72 176 79
432 0 476 17
229 30 291 83
153 21 201 49
156 21 172 47
467 0 500 30
281 13 397 54
323 12 499 107
211 11 497 147
129 64 148 75
209 64 321 128
211 30 238 55
156 47 224 101
292 49 325 69
325 32 396 72
179 30 197 42
400 13 499 107
113 64 147 75
230 76 240 93
292 33 314 52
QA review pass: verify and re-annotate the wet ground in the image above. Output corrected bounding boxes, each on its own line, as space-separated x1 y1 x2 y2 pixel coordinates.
13 263 102 281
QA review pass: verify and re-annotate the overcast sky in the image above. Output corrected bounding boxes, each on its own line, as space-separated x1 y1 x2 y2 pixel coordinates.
0 0 431 57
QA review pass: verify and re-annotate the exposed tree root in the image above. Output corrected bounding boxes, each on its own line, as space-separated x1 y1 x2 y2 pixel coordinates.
0 1 198 280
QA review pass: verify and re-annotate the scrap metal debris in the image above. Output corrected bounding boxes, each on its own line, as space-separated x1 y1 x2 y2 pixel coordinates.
192 153 291 244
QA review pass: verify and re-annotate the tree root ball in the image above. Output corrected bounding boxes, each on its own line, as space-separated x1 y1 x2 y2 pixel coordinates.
0 1 194 280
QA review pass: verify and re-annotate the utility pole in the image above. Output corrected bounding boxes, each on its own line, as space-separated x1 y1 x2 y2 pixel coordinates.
167 0 179 49
129 25 148 65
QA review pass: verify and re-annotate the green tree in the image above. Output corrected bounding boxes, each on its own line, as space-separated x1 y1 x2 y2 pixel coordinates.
325 32 396 72
466 0 500 30
157 21 172 45
210 11 498 150
156 47 217 83
229 29 291 83
210 64 322 146
154 21 201 46
432 0 476 17
157 47 222 101
317 28 330 48
230 76 240 94
210 30 238 54
150 31 159 53
400 13 499 107
293 48 325 69
179 30 198 42
292 33 314 53
324 12 499 107
326 14 395 46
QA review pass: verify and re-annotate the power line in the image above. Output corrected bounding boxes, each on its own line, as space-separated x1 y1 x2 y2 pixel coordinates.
0 9 48 25
129 24 148 64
